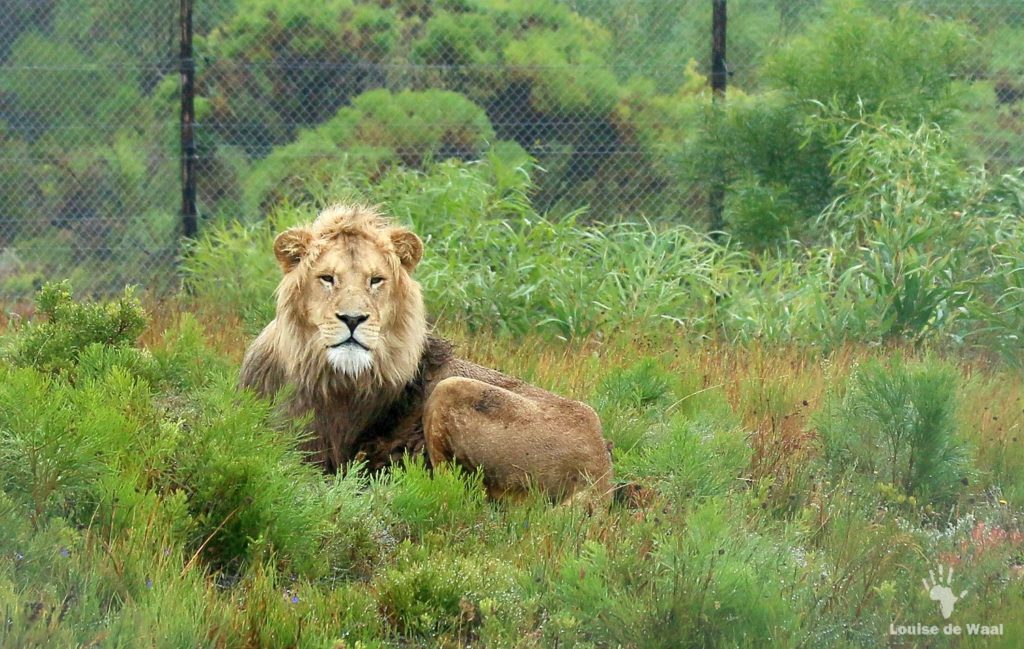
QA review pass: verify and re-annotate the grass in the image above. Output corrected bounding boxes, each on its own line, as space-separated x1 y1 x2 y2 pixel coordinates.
1 289 1022 648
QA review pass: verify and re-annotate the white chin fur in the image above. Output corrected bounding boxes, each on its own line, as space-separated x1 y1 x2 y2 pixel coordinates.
326 345 374 377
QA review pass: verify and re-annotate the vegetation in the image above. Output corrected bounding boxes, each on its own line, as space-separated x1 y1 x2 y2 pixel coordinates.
2 0 1024 646
186 129 1024 361
4 0 1024 295
1 279 1022 647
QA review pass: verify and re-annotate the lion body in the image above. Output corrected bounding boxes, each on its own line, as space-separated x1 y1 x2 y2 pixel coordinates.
240 205 612 502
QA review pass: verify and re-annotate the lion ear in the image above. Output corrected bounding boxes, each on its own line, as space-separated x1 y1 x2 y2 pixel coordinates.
273 227 313 273
390 228 423 272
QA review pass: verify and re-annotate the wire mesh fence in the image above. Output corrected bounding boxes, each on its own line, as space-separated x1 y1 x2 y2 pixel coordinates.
2 0 1023 301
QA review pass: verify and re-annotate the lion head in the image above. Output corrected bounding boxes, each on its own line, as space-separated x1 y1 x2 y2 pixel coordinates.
270 204 427 392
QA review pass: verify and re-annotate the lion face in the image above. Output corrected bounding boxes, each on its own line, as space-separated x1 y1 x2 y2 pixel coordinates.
308 239 399 375
271 205 426 384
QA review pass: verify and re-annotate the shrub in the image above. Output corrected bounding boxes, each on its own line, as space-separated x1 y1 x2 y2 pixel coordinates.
819 111 1024 346
817 358 972 505
243 89 496 212
5 281 148 374
194 0 684 219
616 413 750 502
374 455 488 539
375 544 523 642
763 0 981 123
669 0 983 242
547 498 798 648
198 0 401 148
0 285 385 581
189 156 755 340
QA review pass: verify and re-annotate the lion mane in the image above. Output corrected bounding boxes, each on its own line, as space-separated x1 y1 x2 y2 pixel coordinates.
239 204 451 471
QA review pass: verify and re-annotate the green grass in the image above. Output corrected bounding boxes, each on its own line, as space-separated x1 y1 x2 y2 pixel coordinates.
1 286 1022 648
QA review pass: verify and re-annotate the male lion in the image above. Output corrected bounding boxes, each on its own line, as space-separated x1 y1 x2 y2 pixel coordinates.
240 204 612 503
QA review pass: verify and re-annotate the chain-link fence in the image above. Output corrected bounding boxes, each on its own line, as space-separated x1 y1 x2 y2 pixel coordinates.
2 1 1023 301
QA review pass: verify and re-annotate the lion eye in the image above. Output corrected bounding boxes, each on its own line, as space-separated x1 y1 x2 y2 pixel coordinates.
369 276 385 287
318 274 334 285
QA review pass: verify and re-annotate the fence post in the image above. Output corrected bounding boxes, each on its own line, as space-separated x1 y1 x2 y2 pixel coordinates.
709 0 727 236
180 0 198 238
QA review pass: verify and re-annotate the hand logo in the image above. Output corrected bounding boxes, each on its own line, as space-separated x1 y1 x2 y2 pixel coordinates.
922 564 967 620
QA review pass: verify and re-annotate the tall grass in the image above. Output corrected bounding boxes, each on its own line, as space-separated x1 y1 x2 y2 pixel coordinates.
186 132 1024 364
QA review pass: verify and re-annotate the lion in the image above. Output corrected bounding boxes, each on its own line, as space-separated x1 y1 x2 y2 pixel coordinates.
239 204 612 503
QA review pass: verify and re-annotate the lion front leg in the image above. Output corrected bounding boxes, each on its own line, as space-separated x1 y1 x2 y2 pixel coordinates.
423 376 613 504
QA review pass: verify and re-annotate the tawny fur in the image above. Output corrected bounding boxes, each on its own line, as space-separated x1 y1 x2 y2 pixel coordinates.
240 204 612 502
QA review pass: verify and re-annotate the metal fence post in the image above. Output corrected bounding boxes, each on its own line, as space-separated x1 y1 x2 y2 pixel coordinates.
180 0 197 239
709 0 727 236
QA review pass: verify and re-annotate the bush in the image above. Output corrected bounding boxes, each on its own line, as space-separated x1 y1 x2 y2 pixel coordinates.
375 544 523 642
817 358 972 506
763 0 981 123
194 0 687 219
616 414 750 502
546 498 798 648
187 147 1024 362
818 111 1024 347
374 455 487 539
243 89 497 213
188 156 750 340
198 0 401 149
669 0 983 242
5 281 148 374
0 285 385 580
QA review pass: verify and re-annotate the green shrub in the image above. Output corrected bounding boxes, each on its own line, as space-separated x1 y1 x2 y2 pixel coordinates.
374 455 488 539
244 89 496 212
723 175 803 248
6 281 148 374
763 0 981 123
817 358 972 506
664 0 983 242
616 413 750 502
1 285 385 581
193 0 691 219
593 358 680 456
547 498 798 648
189 157 747 339
198 0 401 147
686 91 833 239
376 543 523 642
818 112 1024 346
596 358 673 412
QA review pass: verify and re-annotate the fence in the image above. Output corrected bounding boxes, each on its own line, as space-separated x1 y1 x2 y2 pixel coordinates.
1 1 1022 301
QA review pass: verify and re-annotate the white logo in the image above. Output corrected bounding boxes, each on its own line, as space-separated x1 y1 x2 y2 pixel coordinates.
890 561 1003 637
922 563 967 620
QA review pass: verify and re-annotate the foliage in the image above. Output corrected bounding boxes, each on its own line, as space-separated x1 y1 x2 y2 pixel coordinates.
5 1 1024 642
2 286 1023 646
187 155 751 340
763 0 981 123
4 0 1024 298
0 25 179 296
817 358 972 505
243 89 496 213
5 281 148 374
186 144 1024 367
818 110 1024 347
0 288 387 592
194 0 645 217
376 455 488 539
672 0 984 241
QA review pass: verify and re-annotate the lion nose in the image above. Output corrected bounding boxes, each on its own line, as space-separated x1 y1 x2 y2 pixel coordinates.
336 312 369 332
